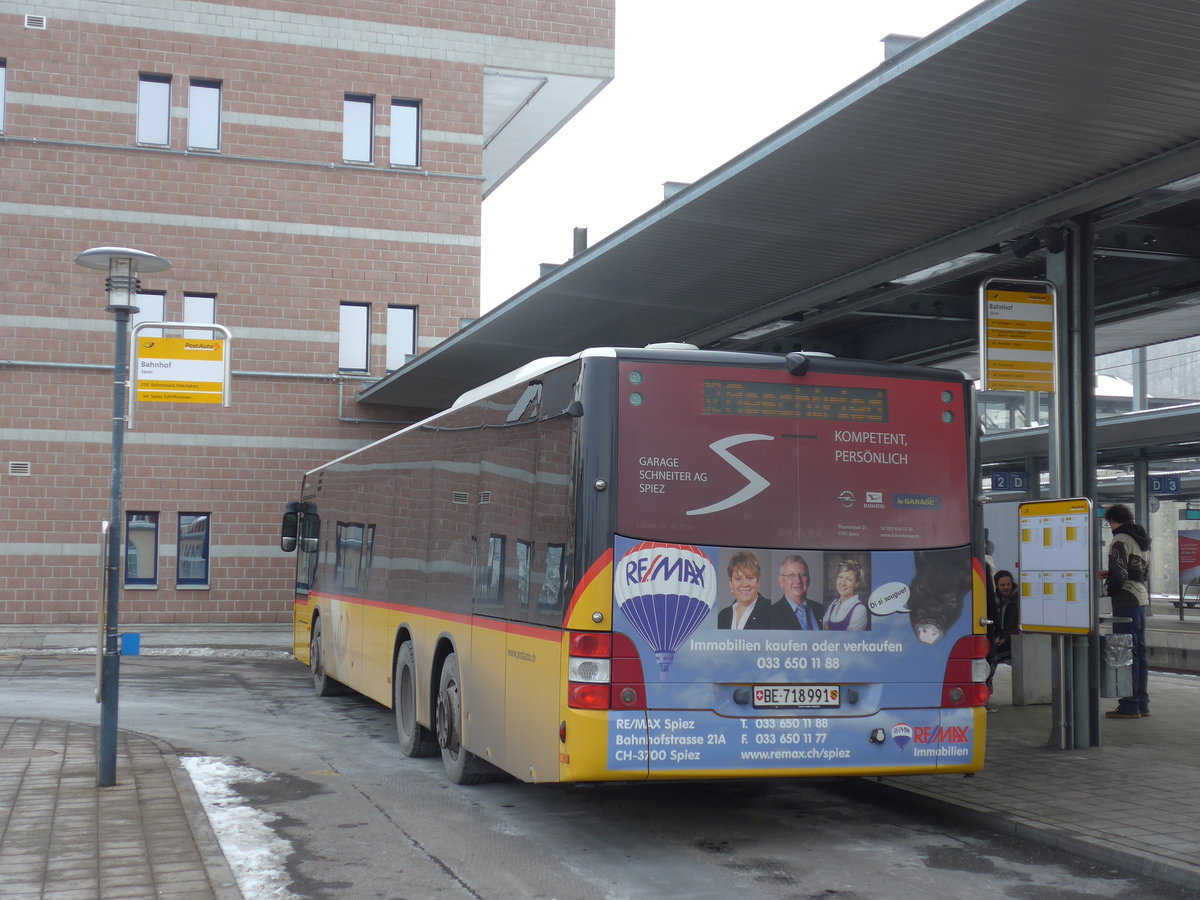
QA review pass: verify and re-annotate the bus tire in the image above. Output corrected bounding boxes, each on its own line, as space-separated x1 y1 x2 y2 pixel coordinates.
435 652 491 784
394 641 437 757
310 617 342 697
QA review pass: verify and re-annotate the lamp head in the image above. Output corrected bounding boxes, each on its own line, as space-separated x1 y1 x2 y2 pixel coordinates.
75 247 170 313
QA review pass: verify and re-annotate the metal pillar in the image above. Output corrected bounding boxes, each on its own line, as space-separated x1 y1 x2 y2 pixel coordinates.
75 248 170 787
1044 219 1100 748
99 302 131 785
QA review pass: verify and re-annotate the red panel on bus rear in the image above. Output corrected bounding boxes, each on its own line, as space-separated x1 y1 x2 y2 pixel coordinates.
615 361 969 549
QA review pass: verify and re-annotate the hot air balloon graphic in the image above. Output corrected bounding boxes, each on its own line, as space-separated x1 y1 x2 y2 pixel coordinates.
613 541 717 680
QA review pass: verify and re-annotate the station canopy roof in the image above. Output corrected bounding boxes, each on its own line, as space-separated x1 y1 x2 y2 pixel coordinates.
361 0 1200 428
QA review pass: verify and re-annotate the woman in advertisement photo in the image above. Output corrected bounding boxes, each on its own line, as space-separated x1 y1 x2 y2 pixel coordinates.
717 550 774 630
823 558 870 631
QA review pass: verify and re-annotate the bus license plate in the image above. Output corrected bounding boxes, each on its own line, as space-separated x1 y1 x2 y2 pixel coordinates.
753 684 840 709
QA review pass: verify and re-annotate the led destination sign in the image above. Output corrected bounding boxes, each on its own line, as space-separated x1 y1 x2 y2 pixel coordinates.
702 380 888 422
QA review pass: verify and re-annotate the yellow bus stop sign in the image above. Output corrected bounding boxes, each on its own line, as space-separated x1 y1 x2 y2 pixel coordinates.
979 280 1057 393
135 336 226 404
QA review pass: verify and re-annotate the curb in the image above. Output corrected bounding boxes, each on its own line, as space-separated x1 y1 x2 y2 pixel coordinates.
852 778 1200 894
161 741 245 900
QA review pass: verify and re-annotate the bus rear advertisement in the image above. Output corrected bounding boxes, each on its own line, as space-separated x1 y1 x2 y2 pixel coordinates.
281 347 989 784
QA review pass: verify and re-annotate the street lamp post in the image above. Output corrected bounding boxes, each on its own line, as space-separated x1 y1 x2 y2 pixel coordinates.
75 247 171 787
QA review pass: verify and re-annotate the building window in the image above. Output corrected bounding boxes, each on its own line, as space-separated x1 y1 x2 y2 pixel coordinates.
339 302 370 372
125 512 159 586
183 293 217 338
137 74 171 146
131 291 165 337
177 513 210 586
390 99 420 167
386 305 417 370
188 79 221 151
343 94 374 163
0 60 7 134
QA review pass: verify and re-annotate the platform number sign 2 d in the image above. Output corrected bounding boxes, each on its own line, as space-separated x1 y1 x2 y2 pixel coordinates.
991 470 1027 492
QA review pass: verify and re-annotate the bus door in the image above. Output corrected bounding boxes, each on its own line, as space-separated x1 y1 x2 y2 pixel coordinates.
502 382 576 781
468 379 545 771
607 358 985 777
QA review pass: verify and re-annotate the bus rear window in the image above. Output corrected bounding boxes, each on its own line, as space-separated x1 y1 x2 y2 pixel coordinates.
617 362 970 550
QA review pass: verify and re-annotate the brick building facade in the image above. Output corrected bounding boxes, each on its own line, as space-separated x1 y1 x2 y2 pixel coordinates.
0 1 613 624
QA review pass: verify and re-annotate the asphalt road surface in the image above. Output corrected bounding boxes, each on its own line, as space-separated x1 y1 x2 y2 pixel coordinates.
2 651 1190 900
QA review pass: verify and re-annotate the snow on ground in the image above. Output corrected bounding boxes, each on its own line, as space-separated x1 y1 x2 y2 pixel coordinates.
181 755 301 900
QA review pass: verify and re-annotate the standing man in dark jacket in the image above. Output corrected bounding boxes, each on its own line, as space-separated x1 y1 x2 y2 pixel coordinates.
1102 504 1152 719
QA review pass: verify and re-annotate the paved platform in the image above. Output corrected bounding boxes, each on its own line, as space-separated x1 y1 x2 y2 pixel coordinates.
1 620 1198 897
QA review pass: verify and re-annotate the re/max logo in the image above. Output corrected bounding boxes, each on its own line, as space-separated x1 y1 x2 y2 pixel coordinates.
623 554 708 588
914 725 969 744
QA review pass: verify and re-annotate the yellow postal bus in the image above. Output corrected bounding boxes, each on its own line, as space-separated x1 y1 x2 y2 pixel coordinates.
281 346 990 784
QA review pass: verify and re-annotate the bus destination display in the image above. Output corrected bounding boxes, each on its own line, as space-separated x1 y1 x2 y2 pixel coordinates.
703 380 888 422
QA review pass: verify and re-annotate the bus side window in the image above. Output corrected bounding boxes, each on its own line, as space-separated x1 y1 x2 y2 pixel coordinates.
335 522 365 592
517 539 532 614
539 365 579 419
297 511 320 593
362 524 376 590
538 543 565 612
475 534 505 605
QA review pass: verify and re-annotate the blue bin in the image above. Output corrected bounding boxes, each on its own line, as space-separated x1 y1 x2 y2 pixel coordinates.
120 633 141 656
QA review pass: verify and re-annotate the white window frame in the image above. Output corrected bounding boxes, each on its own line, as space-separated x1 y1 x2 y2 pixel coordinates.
188 79 221 151
390 99 420 167
183 293 217 339
137 74 171 146
131 291 165 337
386 305 417 371
0 60 7 134
339 302 370 372
343 94 374 163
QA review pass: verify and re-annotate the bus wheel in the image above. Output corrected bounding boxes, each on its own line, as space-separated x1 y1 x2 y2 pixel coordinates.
394 641 437 757
434 652 491 784
310 617 342 697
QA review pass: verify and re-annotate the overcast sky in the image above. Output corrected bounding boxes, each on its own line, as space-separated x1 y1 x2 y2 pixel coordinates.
480 0 983 312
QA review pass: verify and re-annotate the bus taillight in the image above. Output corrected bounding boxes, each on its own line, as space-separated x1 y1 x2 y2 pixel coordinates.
569 632 612 658
568 631 646 710
941 634 991 707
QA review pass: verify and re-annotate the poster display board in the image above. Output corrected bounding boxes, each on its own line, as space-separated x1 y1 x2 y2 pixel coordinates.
1179 530 1200 585
1017 498 1093 634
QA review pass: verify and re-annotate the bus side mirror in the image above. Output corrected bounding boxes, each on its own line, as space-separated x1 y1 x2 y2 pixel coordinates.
299 511 321 553
281 510 299 552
